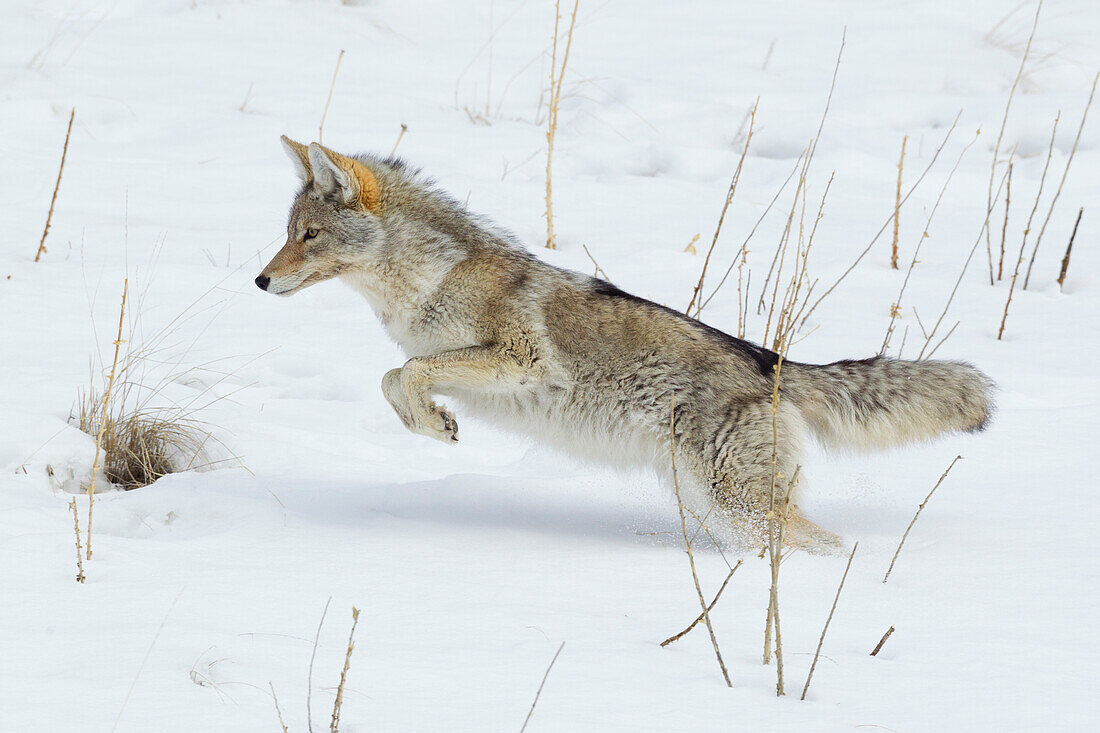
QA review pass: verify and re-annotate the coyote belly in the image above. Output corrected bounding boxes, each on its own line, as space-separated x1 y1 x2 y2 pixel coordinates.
257 136 995 551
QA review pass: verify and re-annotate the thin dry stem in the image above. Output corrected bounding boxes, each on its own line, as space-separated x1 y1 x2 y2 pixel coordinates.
35 107 75 262
984 0 1042 285
669 398 732 687
520 641 566 732
270 682 290 733
318 49 346 144
70 497 85 583
883 456 962 583
881 129 980 355
390 123 408 157
330 606 360 733
87 279 128 559
999 113 1059 339
891 135 908 269
686 99 758 316
307 596 332 733
582 243 609 280
544 0 580 249
801 111 961 328
660 560 743 647
917 166 1009 359
699 150 804 315
1057 207 1083 289
1024 72 1098 289
870 625 896 657
801 542 858 700
999 159 1014 280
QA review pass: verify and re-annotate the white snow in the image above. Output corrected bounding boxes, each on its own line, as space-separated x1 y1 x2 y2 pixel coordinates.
2 0 1098 730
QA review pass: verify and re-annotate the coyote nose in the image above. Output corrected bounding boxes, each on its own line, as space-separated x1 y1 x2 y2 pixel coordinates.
255 275 270 291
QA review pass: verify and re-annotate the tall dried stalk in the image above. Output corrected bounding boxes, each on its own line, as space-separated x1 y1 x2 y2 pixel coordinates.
669 398 732 687
999 113 1059 340
35 107 75 262
757 30 843 315
984 0 1042 285
307 597 332 733
800 542 858 700
318 49 345 144
916 165 1010 359
1057 207 1083 289
883 456 962 583
86 279 128 559
801 111 961 328
269 682 290 733
686 99 758 316
543 0 580 249
998 159 1014 280
330 606 360 733
1024 72 1098 289
890 135 907 269
70 497 85 583
881 129 980 355
520 641 566 732
698 151 804 316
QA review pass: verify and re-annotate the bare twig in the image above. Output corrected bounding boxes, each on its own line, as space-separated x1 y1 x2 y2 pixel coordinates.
87 279 128 559
891 135 907 269
390 123 408 157
35 107 75 262
917 165 1009 359
801 111 961 328
270 682 290 733
998 159 1014 280
544 0 580 249
758 29 843 315
699 150 804 314
984 0 1042 285
1024 72 1098 289
318 49 345 144
69 497 85 583
686 99 758 316
520 641 566 732
669 398 732 687
883 456 962 583
660 560 744 647
1057 207 1083 289
330 606 360 733
582 243 610 280
870 625 896 657
801 542 858 700
999 112 1059 339
881 129 980 355
307 596 332 733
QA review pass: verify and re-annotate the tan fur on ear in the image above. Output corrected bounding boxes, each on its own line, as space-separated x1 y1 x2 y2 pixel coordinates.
311 143 382 213
281 135 313 183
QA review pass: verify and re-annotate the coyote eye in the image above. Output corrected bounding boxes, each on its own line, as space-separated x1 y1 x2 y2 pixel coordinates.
304 228 320 240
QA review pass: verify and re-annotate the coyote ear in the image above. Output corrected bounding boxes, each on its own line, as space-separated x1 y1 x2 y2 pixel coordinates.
307 143 382 213
280 135 313 184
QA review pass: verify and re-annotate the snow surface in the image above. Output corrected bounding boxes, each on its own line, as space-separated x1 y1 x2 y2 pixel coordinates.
3 0 1099 730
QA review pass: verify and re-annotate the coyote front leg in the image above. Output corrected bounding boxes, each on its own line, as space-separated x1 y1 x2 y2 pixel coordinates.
382 345 537 444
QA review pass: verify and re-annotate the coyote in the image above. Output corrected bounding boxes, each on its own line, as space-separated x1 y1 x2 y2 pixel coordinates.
257 137 994 551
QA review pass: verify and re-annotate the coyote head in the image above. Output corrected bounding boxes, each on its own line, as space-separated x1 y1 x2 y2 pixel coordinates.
256 136 384 296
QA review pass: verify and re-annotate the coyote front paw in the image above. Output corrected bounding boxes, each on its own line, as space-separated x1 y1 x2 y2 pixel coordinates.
424 403 459 443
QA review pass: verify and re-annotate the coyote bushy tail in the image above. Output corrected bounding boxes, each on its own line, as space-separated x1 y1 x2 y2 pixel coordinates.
785 357 995 451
